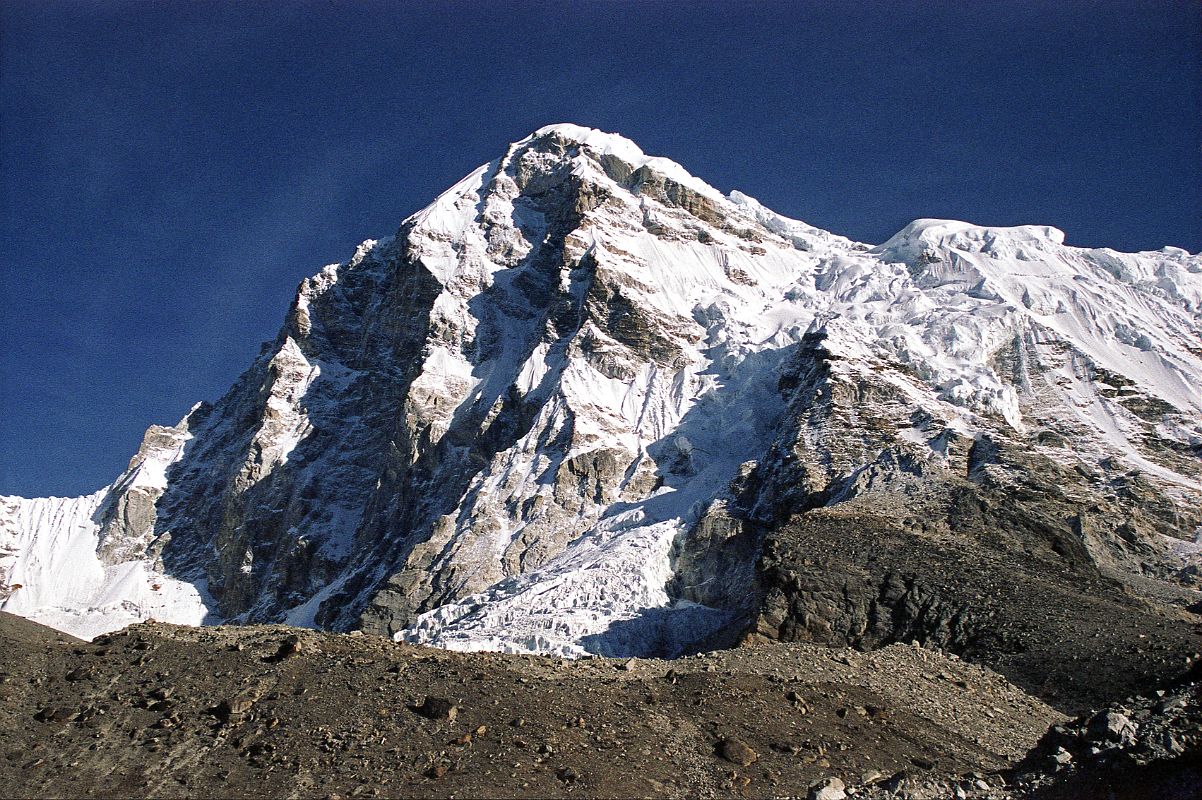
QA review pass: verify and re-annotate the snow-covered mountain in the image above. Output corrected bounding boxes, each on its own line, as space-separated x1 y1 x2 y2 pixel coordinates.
3 124 1200 656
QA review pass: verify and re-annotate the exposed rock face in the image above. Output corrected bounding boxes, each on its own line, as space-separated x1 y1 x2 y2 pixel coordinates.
745 326 1202 708
1 124 1199 669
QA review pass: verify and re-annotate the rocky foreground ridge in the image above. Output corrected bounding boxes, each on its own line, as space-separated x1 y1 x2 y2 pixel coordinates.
0 613 1198 799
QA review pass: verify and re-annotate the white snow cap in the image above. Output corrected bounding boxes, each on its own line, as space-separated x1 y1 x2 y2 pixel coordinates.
524 123 726 201
875 218 1067 262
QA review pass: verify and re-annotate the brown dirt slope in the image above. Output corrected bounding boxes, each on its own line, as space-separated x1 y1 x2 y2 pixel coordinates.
0 613 1062 799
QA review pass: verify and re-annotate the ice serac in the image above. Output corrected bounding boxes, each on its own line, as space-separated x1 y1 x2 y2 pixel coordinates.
2 124 1200 660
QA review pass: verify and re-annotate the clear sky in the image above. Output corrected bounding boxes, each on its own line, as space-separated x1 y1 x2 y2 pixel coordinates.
2 1 1200 497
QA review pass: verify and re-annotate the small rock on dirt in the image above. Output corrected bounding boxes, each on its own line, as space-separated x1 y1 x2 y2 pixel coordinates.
266 634 302 662
808 776 847 800
718 737 758 766
212 696 255 724
410 696 458 721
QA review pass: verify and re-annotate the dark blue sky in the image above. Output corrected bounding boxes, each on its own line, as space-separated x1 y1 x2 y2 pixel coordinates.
2 1 1200 497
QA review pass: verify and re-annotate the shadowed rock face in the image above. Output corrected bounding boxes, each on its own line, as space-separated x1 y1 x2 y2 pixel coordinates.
740 329 1202 711
753 497 1202 712
2 125 1200 674
1005 665 1202 799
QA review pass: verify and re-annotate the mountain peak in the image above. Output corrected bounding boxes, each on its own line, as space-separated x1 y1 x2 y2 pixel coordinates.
2 128 1200 663
528 122 628 145
516 123 726 204
875 218 1068 262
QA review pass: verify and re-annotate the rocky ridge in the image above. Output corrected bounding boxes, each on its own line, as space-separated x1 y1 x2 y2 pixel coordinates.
0 613 1063 799
3 613 1198 799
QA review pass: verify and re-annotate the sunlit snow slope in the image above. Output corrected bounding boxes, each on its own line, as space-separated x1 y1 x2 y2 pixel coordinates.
3 124 1200 653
